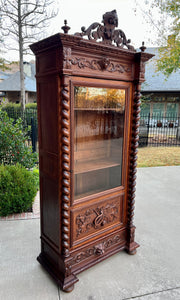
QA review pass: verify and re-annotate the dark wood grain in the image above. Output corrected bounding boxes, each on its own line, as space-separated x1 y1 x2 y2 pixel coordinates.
30 11 153 292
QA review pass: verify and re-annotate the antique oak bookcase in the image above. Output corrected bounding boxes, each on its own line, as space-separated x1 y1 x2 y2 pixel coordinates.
30 10 153 292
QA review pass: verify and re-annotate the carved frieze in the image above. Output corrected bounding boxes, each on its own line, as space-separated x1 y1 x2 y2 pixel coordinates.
71 57 100 70
63 51 131 75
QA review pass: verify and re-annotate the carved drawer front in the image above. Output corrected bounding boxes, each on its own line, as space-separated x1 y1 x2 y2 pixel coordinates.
70 229 126 273
71 195 124 247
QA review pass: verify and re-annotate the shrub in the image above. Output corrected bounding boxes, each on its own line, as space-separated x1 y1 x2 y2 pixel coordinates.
2 102 37 112
25 103 37 109
0 109 38 168
32 167 39 189
0 164 38 216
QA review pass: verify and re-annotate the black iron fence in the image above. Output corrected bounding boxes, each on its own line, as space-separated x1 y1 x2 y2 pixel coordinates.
3 108 180 150
139 113 180 147
3 107 38 152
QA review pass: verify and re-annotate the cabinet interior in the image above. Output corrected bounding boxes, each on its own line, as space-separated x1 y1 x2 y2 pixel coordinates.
74 86 125 199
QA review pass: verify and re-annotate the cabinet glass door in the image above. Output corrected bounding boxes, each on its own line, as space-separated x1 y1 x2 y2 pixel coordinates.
74 86 126 200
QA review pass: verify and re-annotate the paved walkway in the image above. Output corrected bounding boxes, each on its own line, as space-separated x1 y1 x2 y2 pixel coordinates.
0 166 180 300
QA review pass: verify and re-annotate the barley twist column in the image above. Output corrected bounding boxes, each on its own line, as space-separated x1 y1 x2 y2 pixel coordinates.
126 82 141 254
61 75 71 258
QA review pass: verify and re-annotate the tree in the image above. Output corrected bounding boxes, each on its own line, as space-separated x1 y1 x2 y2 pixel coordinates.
155 0 180 76
0 16 8 70
0 0 59 111
134 0 180 76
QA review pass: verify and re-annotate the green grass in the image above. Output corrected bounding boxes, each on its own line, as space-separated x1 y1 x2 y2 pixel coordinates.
137 147 180 168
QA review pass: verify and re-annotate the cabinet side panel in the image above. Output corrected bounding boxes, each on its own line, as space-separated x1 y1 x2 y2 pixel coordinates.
41 176 60 247
38 80 59 153
37 77 61 250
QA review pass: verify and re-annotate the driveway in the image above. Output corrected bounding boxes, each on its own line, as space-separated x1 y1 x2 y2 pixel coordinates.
0 166 180 300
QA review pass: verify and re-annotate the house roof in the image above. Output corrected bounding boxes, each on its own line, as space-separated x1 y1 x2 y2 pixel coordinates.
0 71 11 81
0 62 36 93
141 47 180 92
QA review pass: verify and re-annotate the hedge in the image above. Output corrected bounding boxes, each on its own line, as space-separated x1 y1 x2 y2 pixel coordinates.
0 164 39 217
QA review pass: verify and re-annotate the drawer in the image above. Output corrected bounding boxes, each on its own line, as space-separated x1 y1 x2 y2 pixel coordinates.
70 229 127 274
70 194 124 247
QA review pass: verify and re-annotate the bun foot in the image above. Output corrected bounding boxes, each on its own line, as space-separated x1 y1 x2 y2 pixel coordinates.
126 241 139 255
63 284 74 293
127 249 137 255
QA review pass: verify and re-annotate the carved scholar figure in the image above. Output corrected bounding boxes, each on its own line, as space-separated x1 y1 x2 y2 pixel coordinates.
75 9 134 50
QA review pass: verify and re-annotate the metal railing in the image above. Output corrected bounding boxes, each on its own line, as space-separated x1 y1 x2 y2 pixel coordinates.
3 107 38 152
139 113 180 147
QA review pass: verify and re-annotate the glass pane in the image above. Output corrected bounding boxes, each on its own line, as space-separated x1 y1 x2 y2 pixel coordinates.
74 86 125 200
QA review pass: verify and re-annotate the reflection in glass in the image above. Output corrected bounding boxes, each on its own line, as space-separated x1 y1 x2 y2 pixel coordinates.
74 86 125 199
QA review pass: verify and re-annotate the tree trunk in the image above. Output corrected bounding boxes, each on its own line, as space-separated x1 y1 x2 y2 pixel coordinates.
18 0 26 112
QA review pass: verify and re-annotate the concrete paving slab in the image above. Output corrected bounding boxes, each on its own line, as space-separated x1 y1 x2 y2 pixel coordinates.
0 166 180 300
126 288 180 300
0 219 59 300
60 166 180 300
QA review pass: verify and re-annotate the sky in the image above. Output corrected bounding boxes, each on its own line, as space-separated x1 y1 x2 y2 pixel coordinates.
3 0 159 62
50 0 157 48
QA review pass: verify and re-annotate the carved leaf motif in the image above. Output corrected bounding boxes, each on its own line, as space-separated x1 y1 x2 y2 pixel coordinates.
63 54 131 74
76 203 119 237
71 57 100 70
75 22 101 40
106 63 131 73
70 234 122 265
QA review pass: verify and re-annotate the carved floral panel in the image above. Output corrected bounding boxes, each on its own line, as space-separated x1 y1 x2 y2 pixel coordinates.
71 196 123 244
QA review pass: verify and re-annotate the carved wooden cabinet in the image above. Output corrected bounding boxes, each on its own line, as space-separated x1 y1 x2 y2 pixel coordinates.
30 10 153 292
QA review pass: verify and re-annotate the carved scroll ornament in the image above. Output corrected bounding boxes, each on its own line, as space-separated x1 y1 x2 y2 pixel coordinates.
63 48 131 74
75 9 134 50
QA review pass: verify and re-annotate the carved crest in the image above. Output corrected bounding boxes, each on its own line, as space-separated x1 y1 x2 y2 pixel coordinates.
75 9 134 50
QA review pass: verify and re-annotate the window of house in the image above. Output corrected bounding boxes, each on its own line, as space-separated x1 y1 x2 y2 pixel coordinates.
140 102 150 115
166 103 178 116
153 103 165 116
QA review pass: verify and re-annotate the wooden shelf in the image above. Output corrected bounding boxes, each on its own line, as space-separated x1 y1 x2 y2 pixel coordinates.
74 108 123 111
75 158 120 174
74 187 108 200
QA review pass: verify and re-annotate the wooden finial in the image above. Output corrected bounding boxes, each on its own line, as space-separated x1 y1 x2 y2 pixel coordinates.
61 20 70 34
140 41 146 52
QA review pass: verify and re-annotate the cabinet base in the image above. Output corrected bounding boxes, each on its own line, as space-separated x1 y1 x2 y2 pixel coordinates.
126 241 140 255
37 254 79 292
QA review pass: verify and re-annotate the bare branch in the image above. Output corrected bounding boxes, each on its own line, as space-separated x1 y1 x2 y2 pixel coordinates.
0 0 59 110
